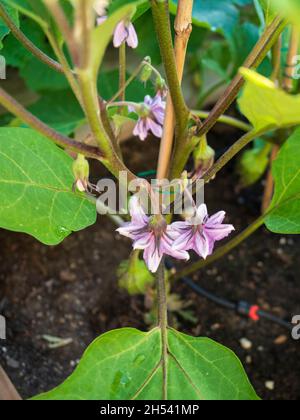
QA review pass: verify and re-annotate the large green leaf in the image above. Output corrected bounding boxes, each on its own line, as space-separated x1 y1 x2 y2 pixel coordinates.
0 128 96 245
33 328 259 400
265 128 300 233
238 68 300 132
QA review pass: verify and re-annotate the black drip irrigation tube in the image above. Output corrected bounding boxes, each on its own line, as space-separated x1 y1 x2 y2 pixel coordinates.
165 260 292 331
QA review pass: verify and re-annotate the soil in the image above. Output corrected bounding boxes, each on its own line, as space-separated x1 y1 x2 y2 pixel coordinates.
0 127 299 401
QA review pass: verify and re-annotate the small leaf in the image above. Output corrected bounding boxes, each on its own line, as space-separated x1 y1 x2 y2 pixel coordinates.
238 68 300 132
265 128 300 233
237 140 271 188
32 328 259 400
0 128 96 245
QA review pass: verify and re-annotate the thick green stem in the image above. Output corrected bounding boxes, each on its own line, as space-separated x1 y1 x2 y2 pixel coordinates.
170 16 286 180
151 0 189 137
156 259 168 400
170 215 265 281
0 86 101 159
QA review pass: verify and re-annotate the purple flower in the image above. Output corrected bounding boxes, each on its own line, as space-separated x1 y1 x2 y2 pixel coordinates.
132 95 166 141
113 20 138 49
172 204 235 259
117 196 189 273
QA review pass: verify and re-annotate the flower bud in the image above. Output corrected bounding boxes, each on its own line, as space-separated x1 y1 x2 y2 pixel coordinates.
117 251 154 295
72 154 90 192
140 57 153 83
155 75 168 98
193 135 215 178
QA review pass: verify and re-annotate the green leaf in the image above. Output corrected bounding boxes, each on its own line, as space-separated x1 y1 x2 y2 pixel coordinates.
33 328 259 400
237 140 271 188
265 128 300 233
258 0 277 25
0 128 96 245
238 68 300 132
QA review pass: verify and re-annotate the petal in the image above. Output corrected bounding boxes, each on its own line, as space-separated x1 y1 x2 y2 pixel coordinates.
172 229 194 251
129 195 148 225
206 211 226 226
113 21 127 48
133 232 153 250
205 224 235 242
133 119 148 141
143 239 163 273
196 204 208 223
96 15 107 26
126 22 138 48
193 231 210 259
161 231 190 260
147 118 163 138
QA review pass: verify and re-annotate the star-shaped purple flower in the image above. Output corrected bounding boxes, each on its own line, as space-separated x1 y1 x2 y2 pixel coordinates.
117 196 189 273
172 204 235 259
131 95 166 141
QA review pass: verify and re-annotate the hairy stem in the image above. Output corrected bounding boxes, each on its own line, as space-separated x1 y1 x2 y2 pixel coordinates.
156 259 168 400
151 0 190 137
170 215 265 281
0 86 101 159
0 2 63 73
157 0 194 180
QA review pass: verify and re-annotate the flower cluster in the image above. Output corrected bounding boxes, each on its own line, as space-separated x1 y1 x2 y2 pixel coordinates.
117 196 235 273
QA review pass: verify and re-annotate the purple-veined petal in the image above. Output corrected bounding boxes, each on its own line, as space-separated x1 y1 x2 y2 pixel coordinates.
193 230 210 259
206 211 226 226
129 195 149 225
204 224 235 242
143 238 163 273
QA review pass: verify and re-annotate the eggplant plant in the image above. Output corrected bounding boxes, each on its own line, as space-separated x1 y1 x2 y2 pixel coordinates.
0 0 299 400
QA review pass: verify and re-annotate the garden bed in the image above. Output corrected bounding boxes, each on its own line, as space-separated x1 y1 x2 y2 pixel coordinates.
0 133 299 400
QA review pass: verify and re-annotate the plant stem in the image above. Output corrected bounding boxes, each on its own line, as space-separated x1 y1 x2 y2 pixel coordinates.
0 2 63 73
283 26 299 92
203 129 264 183
156 259 168 400
109 62 144 103
170 215 265 281
192 111 252 132
261 145 279 213
151 0 190 137
196 16 285 138
157 0 194 180
44 0 79 66
0 86 102 159
119 43 127 103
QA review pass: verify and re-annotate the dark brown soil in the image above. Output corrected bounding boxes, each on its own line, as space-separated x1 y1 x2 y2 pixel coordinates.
0 130 300 401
